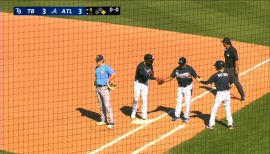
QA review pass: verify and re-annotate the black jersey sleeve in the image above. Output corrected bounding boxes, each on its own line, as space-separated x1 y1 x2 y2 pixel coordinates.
170 68 177 78
190 67 199 78
201 74 215 85
138 63 156 81
232 47 239 61
148 66 156 80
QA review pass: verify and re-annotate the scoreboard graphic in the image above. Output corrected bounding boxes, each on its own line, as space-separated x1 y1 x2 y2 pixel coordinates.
14 7 120 16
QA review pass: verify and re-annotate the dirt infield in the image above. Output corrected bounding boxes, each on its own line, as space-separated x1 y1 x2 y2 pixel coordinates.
0 12 269 153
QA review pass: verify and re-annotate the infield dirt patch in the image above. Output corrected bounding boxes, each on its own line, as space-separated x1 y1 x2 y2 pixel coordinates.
0 13 269 153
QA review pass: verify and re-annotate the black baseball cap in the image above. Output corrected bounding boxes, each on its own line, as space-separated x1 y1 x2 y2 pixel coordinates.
221 37 231 44
95 54 104 62
213 60 225 69
178 57 186 66
144 54 154 62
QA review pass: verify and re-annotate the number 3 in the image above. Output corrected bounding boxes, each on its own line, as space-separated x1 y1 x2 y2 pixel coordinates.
78 8 82 14
42 8 46 15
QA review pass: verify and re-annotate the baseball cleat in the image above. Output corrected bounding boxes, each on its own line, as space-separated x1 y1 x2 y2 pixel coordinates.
183 117 190 123
131 115 136 120
107 123 115 129
172 117 180 121
206 125 214 129
142 117 148 120
96 121 106 126
228 125 234 129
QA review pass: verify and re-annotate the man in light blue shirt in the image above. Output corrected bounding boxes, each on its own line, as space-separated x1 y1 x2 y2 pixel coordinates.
95 54 115 128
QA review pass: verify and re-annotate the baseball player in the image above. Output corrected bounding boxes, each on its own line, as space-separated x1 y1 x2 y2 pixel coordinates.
131 54 163 120
200 60 234 129
94 55 115 128
221 37 246 102
162 57 201 122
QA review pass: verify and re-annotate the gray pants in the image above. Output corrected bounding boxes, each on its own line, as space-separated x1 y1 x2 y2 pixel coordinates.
96 86 114 124
225 67 245 99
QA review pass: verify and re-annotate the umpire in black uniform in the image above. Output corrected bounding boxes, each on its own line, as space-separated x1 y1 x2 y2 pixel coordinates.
221 37 246 101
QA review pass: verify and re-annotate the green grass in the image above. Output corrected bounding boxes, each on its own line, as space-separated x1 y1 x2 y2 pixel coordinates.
167 93 270 154
0 150 14 154
0 0 269 46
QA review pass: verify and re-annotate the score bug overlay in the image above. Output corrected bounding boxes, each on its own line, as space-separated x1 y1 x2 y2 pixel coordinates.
14 7 120 16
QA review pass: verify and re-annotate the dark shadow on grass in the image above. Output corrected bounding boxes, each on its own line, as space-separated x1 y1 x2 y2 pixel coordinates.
191 111 228 128
76 108 100 122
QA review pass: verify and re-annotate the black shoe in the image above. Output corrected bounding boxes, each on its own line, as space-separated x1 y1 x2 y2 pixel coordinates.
183 117 190 123
172 117 180 121
206 125 214 129
228 125 234 130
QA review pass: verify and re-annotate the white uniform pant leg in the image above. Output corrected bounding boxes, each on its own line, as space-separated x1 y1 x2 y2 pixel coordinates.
175 87 184 118
141 83 149 119
184 84 193 118
209 92 223 127
132 81 141 117
223 91 233 126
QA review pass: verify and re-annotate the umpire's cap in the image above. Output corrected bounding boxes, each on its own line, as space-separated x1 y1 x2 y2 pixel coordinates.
178 57 186 66
144 54 154 62
221 37 232 45
214 60 225 70
95 54 104 62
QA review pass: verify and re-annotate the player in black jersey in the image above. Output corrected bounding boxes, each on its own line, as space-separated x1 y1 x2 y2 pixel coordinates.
163 57 201 122
131 54 164 120
200 60 234 129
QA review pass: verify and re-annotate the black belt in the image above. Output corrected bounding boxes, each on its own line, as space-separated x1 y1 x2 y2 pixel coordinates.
96 84 107 87
217 90 229 92
135 80 148 86
178 84 191 88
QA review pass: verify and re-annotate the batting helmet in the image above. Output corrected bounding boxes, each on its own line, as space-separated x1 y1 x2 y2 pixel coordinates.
144 54 154 62
178 57 186 66
214 60 225 70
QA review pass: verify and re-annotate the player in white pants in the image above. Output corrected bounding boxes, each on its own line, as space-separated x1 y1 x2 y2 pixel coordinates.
163 57 201 122
175 84 193 121
131 54 163 120
132 80 149 120
200 60 234 129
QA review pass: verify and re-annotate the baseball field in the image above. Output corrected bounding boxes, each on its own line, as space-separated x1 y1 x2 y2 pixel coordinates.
0 0 269 154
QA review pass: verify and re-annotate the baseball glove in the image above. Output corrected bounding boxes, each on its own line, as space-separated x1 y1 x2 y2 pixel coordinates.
107 82 118 90
156 77 165 85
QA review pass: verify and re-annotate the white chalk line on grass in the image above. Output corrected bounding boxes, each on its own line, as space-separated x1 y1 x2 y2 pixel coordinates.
131 58 270 154
88 58 270 154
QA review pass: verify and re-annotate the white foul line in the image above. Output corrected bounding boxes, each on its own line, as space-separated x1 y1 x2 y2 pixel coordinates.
131 124 186 154
88 58 270 154
131 58 270 153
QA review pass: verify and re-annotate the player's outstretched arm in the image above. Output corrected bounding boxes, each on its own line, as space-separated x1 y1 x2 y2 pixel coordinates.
156 77 165 85
163 76 174 83
195 76 202 82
